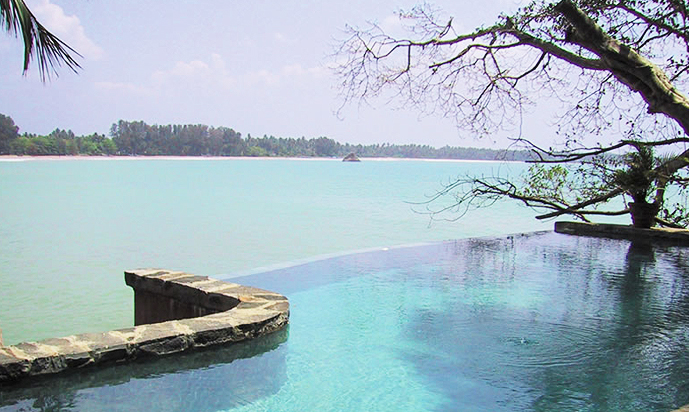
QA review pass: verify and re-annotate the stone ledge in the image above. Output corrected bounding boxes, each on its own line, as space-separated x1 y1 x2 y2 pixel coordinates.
0 269 289 384
554 221 689 244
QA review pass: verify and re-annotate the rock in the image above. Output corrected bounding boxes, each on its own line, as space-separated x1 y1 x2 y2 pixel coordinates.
342 152 361 162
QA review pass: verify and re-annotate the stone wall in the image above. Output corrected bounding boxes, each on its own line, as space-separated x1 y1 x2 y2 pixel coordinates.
0 269 289 384
124 270 243 325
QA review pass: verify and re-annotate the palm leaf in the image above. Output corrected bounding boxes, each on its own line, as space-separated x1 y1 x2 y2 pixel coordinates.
0 0 81 81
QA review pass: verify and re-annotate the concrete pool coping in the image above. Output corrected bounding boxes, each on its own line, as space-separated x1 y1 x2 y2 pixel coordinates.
555 221 689 244
0 269 289 384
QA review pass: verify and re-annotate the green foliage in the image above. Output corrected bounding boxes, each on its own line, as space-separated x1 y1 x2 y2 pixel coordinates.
107 120 537 160
0 115 117 156
517 144 689 226
612 145 656 203
522 160 613 207
0 113 19 154
8 136 29 154
0 115 538 160
245 145 268 157
523 165 571 201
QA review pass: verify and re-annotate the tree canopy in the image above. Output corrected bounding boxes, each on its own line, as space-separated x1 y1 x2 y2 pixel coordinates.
0 113 18 154
336 0 689 228
0 115 536 160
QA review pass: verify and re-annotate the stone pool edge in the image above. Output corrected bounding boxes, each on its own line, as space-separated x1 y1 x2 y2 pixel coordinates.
0 269 289 384
555 221 689 244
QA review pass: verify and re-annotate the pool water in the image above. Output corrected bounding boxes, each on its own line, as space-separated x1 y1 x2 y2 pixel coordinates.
2 232 689 411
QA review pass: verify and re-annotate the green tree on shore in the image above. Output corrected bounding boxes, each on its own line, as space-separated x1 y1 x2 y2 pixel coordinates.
0 113 19 154
0 114 537 160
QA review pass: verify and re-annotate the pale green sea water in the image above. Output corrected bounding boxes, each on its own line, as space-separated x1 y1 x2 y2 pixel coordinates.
2 157 559 345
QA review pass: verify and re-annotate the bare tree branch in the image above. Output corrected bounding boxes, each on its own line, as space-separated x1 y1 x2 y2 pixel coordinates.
336 0 689 228
555 0 689 135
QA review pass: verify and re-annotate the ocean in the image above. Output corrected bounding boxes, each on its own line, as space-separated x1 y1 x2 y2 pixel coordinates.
1 157 556 345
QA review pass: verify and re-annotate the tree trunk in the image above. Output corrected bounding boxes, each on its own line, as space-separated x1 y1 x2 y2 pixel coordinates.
629 201 659 228
554 0 689 136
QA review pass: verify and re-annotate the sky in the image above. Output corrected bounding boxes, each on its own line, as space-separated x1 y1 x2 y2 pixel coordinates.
0 0 549 149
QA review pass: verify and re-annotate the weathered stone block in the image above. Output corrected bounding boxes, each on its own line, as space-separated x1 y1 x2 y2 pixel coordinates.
64 352 94 369
0 350 30 383
93 343 130 364
138 335 193 357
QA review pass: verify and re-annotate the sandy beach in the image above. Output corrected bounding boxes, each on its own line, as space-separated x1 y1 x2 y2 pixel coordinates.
0 155 522 163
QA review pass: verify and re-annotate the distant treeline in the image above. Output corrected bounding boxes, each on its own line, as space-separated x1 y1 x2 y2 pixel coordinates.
0 115 536 161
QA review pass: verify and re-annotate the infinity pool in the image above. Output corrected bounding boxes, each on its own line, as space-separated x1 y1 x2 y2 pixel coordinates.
2 232 689 411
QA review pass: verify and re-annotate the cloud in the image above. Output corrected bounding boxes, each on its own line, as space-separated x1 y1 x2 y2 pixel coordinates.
152 59 209 81
95 53 328 100
274 33 289 43
243 63 328 87
380 14 405 37
150 54 236 89
29 0 104 60
151 54 326 90
281 63 327 78
93 81 150 95
246 69 280 86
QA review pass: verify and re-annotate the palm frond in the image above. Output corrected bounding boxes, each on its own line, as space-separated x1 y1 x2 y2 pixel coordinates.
0 0 81 81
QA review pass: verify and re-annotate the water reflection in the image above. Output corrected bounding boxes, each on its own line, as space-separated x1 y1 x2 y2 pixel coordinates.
0 328 289 412
399 234 689 412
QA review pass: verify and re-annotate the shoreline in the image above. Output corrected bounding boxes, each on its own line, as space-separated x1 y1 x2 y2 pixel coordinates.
0 155 526 163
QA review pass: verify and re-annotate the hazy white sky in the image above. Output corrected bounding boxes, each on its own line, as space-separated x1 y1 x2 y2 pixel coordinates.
0 0 550 149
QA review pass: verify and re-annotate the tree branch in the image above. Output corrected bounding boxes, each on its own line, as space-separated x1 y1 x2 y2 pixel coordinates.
504 27 606 70
555 0 689 135
618 3 689 45
535 188 624 219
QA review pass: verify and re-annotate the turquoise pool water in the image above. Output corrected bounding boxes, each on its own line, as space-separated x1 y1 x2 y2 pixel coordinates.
2 231 689 411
